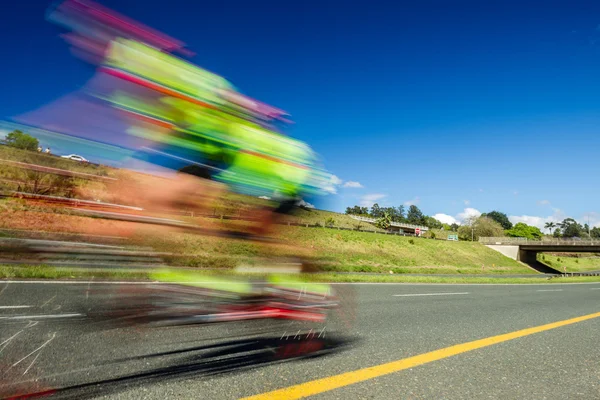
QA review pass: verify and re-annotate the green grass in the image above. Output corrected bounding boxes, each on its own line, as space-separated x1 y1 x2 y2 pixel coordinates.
141 224 534 274
0 147 534 275
539 254 600 273
0 146 113 176
425 229 459 240
285 209 387 231
279 227 532 274
304 273 600 284
2 265 599 284
0 265 149 280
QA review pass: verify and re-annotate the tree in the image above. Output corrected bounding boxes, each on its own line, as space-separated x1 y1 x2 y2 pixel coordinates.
457 216 504 241
375 212 392 230
396 205 406 222
406 205 426 225
370 203 383 218
553 228 562 238
505 223 543 240
559 218 583 238
544 222 556 235
450 223 459 232
5 130 39 151
345 205 369 216
481 211 513 230
424 216 443 229
591 227 600 239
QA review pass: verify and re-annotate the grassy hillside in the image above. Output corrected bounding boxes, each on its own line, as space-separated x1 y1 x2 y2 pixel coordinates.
539 254 600 273
0 198 531 274
0 146 113 176
0 147 534 275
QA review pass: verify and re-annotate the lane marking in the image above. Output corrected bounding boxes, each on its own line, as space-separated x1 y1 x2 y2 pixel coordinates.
393 292 469 297
0 306 32 309
242 311 600 400
590 288 600 290
536 289 564 292
0 313 82 320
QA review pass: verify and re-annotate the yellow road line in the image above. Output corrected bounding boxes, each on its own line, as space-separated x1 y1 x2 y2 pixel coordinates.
242 311 600 400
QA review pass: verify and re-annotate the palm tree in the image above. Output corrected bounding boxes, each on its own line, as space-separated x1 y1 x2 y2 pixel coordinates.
544 222 556 235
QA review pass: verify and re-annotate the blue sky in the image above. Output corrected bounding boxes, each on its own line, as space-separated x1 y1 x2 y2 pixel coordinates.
3 0 600 228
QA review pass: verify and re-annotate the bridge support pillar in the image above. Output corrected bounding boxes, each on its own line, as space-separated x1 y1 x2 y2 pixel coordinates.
518 249 538 264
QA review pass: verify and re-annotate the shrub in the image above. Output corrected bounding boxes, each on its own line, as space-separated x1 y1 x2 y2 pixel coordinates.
5 130 39 151
325 217 335 228
408 239 415 245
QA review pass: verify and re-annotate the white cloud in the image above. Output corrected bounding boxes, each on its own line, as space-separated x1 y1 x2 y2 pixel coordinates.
298 199 315 209
509 208 565 230
319 174 347 194
431 208 482 226
360 193 386 207
432 213 458 225
537 200 551 206
457 208 482 222
343 181 363 188
330 175 343 186
403 197 420 207
463 200 470 206
322 185 337 194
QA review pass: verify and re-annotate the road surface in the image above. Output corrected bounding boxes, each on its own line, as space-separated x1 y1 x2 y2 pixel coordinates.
1 281 599 399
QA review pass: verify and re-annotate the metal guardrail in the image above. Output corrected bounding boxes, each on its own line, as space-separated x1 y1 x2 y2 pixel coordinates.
349 215 429 231
479 237 600 246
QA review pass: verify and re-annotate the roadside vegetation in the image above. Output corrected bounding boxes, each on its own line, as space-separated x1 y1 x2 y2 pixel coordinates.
538 253 600 273
0 134 588 280
2 265 598 284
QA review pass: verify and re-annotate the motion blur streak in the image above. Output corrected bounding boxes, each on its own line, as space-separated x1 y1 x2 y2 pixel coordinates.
0 1 354 397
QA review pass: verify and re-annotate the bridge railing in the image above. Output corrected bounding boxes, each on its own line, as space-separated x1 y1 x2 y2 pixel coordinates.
479 237 599 246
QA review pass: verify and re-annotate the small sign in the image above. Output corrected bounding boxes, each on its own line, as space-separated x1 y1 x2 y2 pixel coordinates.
448 234 458 241
415 228 421 235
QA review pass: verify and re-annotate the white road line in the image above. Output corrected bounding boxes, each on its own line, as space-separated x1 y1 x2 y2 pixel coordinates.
0 306 32 309
590 288 600 290
0 313 82 320
393 292 470 297
536 289 564 292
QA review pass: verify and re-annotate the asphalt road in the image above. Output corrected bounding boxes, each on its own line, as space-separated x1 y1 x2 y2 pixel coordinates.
1 280 599 399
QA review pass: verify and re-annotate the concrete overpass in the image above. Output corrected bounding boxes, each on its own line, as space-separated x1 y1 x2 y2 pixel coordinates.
480 237 600 274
